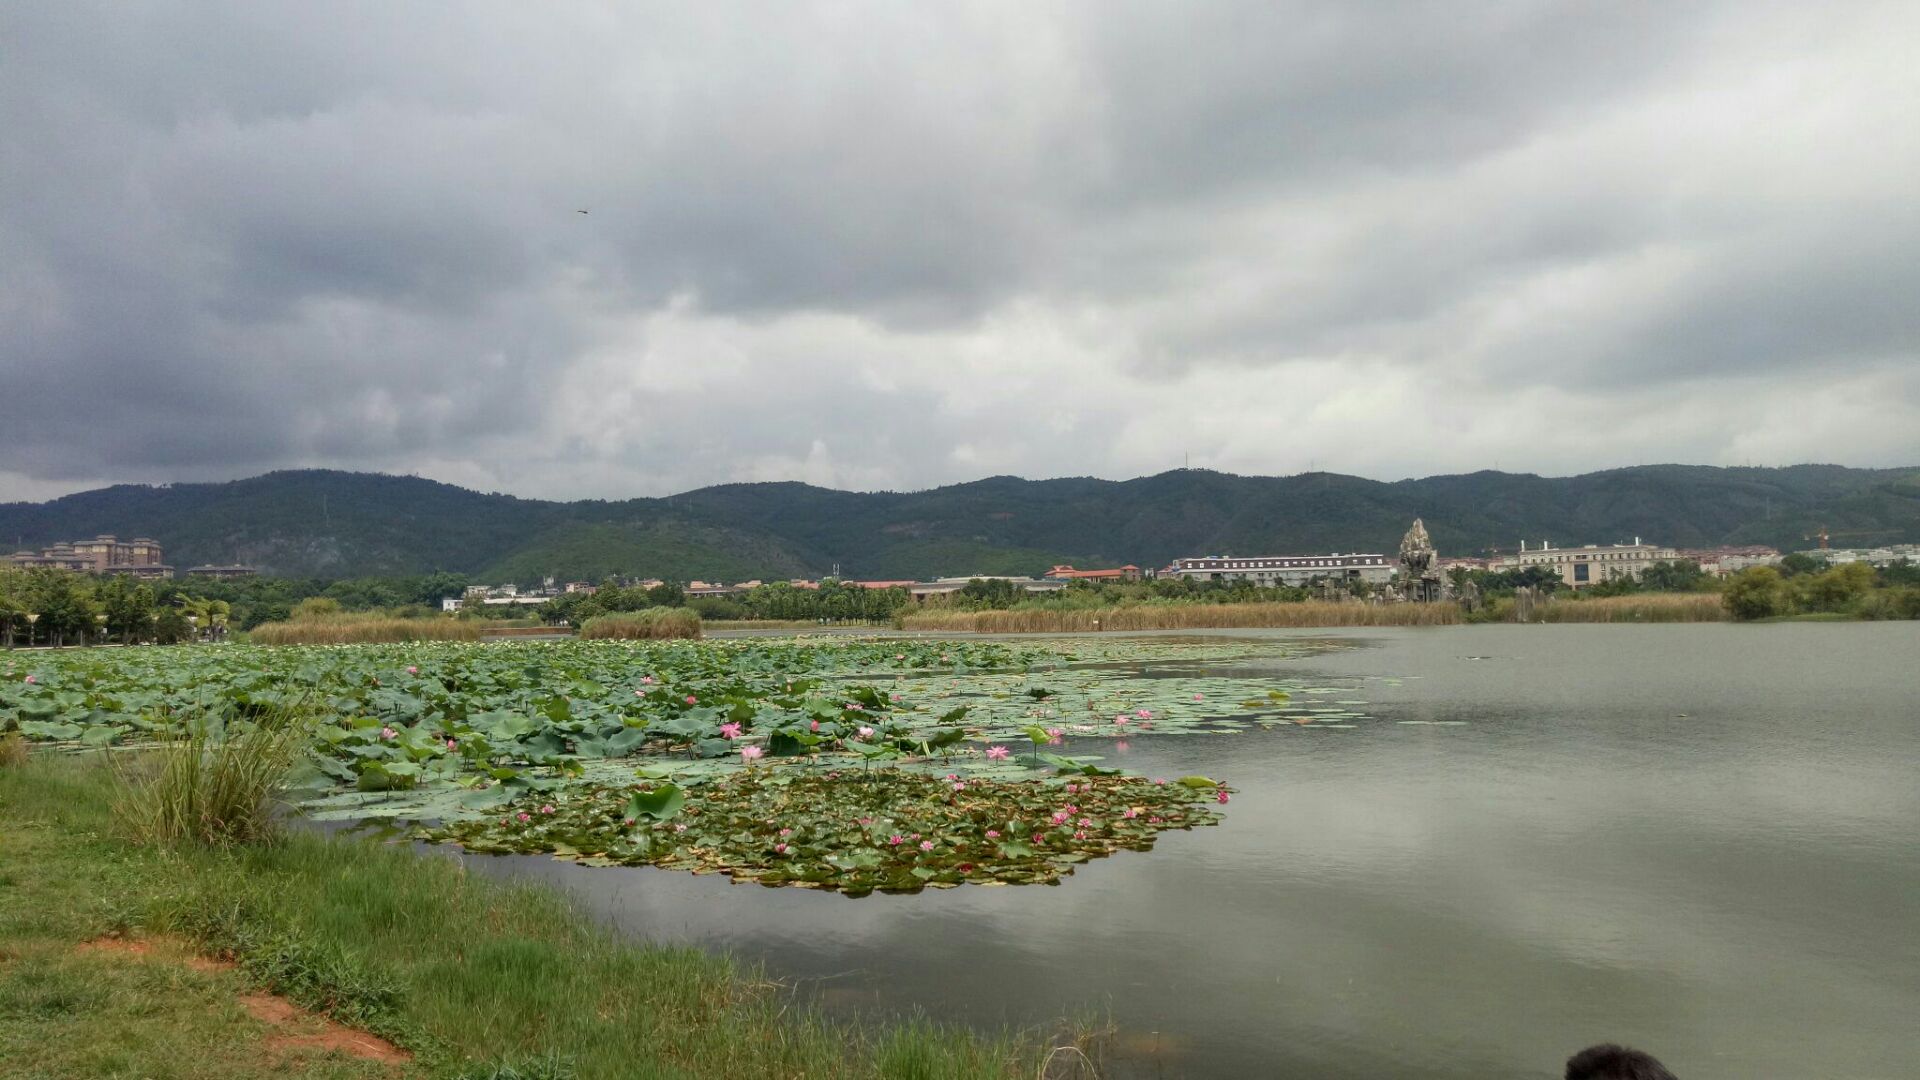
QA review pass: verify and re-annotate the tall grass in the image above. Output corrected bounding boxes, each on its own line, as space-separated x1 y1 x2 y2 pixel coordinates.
0 731 27 768
578 607 703 640
114 706 311 845
251 611 484 645
1525 593 1727 623
898 600 1463 633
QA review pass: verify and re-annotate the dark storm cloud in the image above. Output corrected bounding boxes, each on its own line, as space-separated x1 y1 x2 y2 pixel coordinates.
1 2 1915 500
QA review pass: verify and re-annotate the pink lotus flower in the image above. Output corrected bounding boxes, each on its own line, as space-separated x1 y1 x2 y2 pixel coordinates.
1052 811 1070 824
1074 830 1087 840
406 665 419 675
1136 709 1152 719
774 843 788 854
1153 778 1167 785
809 719 820 731
985 745 1010 761
445 739 457 750
1065 783 1078 794
684 695 697 705
846 702 864 711
985 829 1001 839
516 812 530 822
1217 790 1230 804
1193 693 1204 701
890 693 902 702
918 840 934 851
889 834 904 845
1078 817 1093 827
1149 816 1164 824
641 675 654 684
624 818 636 827
740 744 764 762
23 675 35 684
1122 808 1139 819
539 804 555 814
895 653 906 660
779 827 792 837
952 782 965 792
719 722 742 739
1064 805 1079 814
857 726 875 739
379 727 397 740
1032 833 1045 843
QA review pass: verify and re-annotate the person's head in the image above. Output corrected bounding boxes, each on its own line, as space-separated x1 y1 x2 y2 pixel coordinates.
1565 1044 1677 1080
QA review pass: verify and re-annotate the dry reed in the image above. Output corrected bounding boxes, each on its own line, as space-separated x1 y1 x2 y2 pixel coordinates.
578 607 704 640
250 613 484 645
1526 592 1727 623
898 600 1462 633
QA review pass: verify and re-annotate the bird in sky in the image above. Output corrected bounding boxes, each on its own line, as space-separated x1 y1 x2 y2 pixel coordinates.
576 209 590 215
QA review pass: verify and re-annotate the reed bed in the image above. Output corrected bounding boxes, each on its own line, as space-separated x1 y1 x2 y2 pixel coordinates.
251 612 484 645
0 731 28 768
578 607 704 640
898 600 1463 633
1526 592 1728 623
113 706 311 845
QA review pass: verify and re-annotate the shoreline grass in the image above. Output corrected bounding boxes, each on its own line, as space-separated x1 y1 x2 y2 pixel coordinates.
0 755 1072 1079
577 607 703 640
1521 593 1728 623
898 600 1463 633
251 613 484 645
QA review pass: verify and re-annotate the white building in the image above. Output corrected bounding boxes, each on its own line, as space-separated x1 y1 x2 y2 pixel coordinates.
1162 553 1395 587
1493 539 1678 589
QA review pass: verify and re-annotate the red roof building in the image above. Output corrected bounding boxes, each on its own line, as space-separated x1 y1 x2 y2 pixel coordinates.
1045 564 1143 582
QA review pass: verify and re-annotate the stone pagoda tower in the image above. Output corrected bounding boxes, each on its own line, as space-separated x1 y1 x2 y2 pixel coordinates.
1398 518 1441 602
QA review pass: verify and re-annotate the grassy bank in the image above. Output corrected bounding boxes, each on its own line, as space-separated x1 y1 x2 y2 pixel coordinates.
1523 593 1728 623
0 755 1068 1079
898 600 1462 633
577 607 703 640
251 613 484 645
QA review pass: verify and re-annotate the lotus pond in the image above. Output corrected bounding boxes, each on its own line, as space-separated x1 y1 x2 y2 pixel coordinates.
1 636 1371 893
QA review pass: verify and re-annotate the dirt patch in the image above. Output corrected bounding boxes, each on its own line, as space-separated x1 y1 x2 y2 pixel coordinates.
78 934 232 972
79 935 409 1065
245 992 410 1064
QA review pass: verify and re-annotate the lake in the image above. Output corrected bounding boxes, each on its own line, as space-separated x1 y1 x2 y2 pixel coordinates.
456 624 1920 1079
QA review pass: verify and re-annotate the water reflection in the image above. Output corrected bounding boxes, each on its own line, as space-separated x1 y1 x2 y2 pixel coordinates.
450 624 1920 1079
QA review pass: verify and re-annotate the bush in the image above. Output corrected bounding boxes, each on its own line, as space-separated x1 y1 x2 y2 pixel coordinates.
577 608 703 640
1723 566 1790 620
114 706 312 845
0 732 28 768
251 612 483 644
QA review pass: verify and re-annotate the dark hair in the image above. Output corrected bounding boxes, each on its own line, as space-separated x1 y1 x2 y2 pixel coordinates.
1566 1044 1677 1080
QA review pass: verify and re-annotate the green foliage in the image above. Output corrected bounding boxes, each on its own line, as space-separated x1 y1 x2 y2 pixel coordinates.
1724 566 1791 620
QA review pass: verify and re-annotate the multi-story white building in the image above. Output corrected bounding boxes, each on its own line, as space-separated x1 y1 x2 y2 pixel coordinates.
1162 553 1395 588
1493 539 1678 589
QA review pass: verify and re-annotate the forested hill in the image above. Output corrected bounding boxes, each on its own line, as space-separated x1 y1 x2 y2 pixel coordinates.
2 465 1917 581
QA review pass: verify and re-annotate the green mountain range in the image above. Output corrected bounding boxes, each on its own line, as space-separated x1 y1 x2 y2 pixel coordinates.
3 465 1916 582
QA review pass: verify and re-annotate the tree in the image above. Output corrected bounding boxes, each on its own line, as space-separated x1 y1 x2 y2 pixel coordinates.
1640 560 1708 593
1723 566 1789 620
1777 552 1824 578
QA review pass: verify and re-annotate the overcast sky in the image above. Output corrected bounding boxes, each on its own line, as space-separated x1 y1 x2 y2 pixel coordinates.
3 2 1916 503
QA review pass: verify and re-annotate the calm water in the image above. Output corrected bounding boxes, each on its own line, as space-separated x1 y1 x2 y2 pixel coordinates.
458 624 1920 1079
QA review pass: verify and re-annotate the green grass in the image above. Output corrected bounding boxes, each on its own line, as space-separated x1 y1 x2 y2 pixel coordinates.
576 608 703 640
0 756 1061 1079
115 707 312 846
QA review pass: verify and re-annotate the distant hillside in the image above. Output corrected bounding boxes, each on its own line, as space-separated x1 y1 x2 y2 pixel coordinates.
2 464 1916 581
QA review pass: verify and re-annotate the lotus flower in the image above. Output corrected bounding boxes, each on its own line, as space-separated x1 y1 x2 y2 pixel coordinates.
516 812 530 822
809 719 820 731
445 739 457 750
858 726 875 739
23 675 35 684
918 840 934 851
952 782 965 792
1217 790 1230 804
379 727 397 740
406 665 419 675
1192 693 1204 701
1136 709 1152 719
684 694 697 705
986 829 1001 839
539 804 555 814
986 745 1010 761
740 744 764 762
641 675 654 684
889 834 904 845
779 828 792 837
719 722 742 739
774 843 788 854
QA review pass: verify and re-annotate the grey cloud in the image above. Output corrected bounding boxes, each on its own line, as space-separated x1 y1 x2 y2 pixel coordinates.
1 2 1915 500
